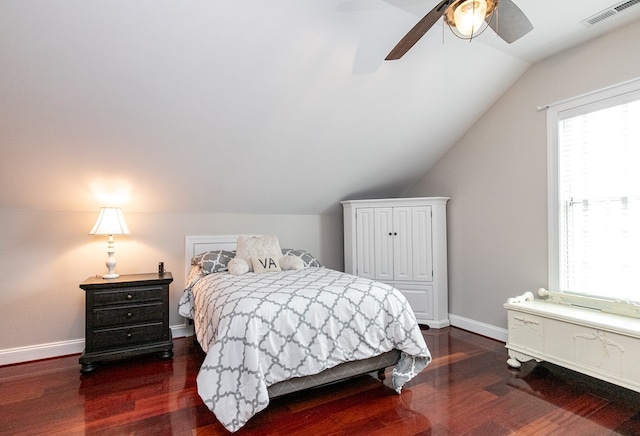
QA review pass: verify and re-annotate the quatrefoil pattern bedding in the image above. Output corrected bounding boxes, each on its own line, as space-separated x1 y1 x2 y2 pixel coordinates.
178 267 430 432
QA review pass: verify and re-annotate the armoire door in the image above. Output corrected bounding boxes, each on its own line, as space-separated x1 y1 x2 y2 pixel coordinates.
411 206 433 281
392 207 413 281
373 207 394 281
355 208 375 279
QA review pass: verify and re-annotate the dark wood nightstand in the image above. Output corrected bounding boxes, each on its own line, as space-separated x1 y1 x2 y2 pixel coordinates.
79 272 173 373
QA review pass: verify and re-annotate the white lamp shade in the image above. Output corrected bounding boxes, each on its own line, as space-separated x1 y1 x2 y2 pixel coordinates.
88 207 131 236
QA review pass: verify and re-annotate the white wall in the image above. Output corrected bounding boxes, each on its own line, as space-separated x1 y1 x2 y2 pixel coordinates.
0 209 342 364
4 18 640 365
406 19 640 335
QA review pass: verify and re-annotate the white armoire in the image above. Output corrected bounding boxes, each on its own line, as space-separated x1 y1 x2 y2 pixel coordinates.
341 197 449 328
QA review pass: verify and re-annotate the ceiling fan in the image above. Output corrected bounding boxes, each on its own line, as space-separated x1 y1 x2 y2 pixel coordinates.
385 0 533 60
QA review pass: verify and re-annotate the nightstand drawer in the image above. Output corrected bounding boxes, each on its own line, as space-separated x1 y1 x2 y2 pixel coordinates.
93 286 164 306
92 323 165 350
93 302 164 327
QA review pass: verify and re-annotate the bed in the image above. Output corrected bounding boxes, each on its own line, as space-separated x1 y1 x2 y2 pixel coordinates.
178 235 431 432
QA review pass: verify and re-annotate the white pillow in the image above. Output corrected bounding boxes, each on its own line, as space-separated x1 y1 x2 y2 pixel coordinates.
228 258 250 275
279 255 304 271
231 235 283 274
251 256 282 273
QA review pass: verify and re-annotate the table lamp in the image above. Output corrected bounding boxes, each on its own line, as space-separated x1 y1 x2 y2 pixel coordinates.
89 207 130 279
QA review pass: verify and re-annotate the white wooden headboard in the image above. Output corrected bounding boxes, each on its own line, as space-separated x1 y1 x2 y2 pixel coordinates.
185 234 264 277
184 235 241 279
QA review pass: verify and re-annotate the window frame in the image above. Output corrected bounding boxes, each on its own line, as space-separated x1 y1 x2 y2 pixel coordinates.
546 78 640 301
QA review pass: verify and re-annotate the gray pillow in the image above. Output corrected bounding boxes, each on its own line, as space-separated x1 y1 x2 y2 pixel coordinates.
280 248 322 268
192 250 236 274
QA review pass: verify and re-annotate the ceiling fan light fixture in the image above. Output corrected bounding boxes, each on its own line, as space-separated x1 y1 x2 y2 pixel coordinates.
455 0 487 35
445 0 497 39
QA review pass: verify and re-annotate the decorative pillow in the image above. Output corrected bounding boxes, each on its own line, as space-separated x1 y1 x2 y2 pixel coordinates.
191 252 206 265
228 257 250 275
281 248 322 268
250 256 282 273
193 250 236 274
232 235 283 274
279 255 304 271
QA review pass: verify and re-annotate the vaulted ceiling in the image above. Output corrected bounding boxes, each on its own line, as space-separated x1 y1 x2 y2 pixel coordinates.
2 0 639 214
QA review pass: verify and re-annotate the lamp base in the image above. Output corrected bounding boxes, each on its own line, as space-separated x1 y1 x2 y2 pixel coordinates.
102 273 120 279
102 236 120 279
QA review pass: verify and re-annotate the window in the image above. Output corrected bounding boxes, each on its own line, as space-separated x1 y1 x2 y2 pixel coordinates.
547 79 640 303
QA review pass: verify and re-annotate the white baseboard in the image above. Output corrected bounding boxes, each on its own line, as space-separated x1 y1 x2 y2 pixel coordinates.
449 314 507 343
0 339 85 367
1 318 503 367
171 322 194 339
0 323 195 367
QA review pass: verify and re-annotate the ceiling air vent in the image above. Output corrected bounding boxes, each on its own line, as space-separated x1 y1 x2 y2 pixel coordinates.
581 0 640 26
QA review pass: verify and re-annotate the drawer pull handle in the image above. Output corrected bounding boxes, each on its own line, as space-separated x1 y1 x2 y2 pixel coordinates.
126 333 132 339
127 312 133 318
126 294 133 300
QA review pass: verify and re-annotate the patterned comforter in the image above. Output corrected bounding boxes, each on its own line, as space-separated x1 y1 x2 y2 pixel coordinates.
178 267 431 432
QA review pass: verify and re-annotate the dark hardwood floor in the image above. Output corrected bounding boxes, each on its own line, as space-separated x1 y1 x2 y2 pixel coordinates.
3 327 640 435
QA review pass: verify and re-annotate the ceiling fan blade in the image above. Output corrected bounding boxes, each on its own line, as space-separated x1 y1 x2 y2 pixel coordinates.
385 0 451 60
488 0 533 44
